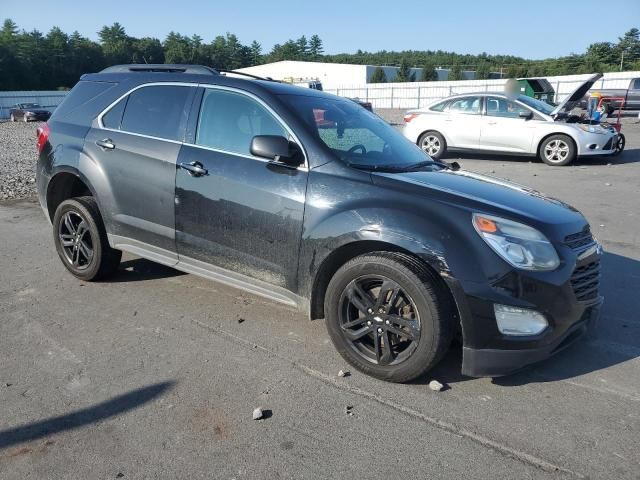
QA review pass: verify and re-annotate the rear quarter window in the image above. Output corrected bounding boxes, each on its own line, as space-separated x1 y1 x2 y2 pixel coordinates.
53 81 117 118
429 100 449 112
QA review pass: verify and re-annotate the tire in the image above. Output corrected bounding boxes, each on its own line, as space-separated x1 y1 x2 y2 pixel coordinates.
23 115 28 123
52 196 121 281
324 252 453 383
538 134 576 166
10 113 15 122
612 133 625 156
418 131 447 160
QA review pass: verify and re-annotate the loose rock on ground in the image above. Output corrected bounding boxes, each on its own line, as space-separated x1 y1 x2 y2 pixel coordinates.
0 121 40 200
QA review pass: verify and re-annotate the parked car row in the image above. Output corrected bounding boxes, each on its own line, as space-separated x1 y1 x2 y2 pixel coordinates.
402 74 624 166
37 64 602 383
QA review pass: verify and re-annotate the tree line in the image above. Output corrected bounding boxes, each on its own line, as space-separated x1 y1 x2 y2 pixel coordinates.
0 18 638 91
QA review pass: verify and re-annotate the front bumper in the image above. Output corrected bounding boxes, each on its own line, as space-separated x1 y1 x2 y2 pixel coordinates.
577 131 618 156
462 304 600 377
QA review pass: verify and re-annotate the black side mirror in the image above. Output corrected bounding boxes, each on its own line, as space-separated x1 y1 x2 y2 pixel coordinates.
519 110 533 120
250 135 303 167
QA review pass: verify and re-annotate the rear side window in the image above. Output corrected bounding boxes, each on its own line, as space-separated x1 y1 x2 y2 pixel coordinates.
118 85 191 141
196 89 287 156
53 81 117 118
430 100 449 112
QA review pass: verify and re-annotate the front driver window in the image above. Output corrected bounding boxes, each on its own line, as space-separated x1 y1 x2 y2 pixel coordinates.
486 96 531 119
196 89 287 156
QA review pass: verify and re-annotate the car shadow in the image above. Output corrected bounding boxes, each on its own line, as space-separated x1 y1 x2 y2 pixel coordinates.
412 250 640 387
0 381 174 450
103 258 186 283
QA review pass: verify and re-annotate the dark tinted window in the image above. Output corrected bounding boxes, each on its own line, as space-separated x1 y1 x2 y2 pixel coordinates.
632 78 640 90
196 89 287 155
120 85 191 141
102 98 126 129
53 81 116 118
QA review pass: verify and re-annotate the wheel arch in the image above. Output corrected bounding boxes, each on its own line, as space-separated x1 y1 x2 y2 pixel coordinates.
536 131 578 158
46 169 97 222
309 239 459 328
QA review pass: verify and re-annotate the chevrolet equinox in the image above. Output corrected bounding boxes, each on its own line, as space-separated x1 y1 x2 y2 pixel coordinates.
36 64 603 382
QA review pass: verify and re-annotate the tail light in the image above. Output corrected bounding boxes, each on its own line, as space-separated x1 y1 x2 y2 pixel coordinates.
36 123 50 154
404 113 420 123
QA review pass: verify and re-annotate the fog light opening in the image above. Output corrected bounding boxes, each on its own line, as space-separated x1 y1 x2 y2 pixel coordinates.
494 304 548 336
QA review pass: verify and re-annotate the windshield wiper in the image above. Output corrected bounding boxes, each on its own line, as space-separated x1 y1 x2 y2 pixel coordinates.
349 160 456 173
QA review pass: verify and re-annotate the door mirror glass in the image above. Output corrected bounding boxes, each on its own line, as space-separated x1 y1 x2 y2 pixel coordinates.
250 135 303 167
519 110 533 120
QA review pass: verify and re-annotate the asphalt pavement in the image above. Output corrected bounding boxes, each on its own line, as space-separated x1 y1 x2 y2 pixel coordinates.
1 123 639 479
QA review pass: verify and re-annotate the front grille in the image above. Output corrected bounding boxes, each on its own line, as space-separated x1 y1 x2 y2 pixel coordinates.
565 226 594 250
571 260 600 302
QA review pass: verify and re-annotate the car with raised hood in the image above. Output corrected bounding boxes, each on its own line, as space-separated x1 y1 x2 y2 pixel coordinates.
10 102 52 122
403 74 620 166
36 64 602 382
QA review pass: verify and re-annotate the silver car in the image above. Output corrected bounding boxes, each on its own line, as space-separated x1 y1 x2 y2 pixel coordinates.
403 74 621 166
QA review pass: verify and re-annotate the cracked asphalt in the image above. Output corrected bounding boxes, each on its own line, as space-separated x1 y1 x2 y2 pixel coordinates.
1 122 639 479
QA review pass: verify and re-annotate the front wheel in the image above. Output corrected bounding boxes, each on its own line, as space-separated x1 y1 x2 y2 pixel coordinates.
418 131 446 160
539 134 576 166
612 133 625 156
324 252 453 383
52 196 121 281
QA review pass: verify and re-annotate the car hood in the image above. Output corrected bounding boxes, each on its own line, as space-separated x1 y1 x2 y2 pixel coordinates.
25 109 49 114
550 73 602 116
371 168 586 234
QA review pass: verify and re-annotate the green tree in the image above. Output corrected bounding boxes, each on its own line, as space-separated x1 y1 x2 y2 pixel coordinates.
98 22 131 64
420 61 438 81
448 63 464 81
250 40 262 65
369 66 387 83
296 35 308 59
617 28 640 70
309 34 323 60
395 58 415 82
475 62 490 80
132 37 164 64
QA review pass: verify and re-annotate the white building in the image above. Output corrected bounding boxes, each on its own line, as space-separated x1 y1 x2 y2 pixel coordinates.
234 60 477 89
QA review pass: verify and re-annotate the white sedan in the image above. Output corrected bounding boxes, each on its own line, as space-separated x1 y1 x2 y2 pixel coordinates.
403 74 621 166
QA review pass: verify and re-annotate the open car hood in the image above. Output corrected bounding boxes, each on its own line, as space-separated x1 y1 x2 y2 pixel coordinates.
550 73 602 116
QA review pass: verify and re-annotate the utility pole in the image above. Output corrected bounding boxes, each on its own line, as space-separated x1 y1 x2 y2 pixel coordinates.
620 50 625 72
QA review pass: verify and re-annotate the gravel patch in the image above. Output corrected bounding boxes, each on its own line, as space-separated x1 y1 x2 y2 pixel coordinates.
0 120 40 200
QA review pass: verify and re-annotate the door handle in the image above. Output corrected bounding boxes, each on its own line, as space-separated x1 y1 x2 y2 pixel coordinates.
179 161 208 177
487 121 497 125
96 138 115 150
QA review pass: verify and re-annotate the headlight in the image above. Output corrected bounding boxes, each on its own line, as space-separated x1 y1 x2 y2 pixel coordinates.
578 124 606 134
472 214 560 271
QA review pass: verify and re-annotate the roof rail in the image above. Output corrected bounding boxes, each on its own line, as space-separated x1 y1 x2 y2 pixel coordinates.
99 64 219 75
218 69 278 82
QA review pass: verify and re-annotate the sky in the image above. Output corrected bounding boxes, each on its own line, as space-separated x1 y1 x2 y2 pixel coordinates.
1 0 639 59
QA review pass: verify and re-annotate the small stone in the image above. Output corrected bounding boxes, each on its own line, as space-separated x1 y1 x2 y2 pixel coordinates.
252 407 264 420
599 224 605 228
428 380 445 392
116 474 124 478
338 370 350 378
605 183 612 186
237 317 245 324
345 405 354 416
2 383 12 388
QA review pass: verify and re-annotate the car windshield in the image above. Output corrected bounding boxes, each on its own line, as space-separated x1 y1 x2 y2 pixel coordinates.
279 94 442 172
20 103 41 108
516 95 555 115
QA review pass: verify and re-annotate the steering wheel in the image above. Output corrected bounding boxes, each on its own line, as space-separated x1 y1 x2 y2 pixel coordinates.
347 144 367 155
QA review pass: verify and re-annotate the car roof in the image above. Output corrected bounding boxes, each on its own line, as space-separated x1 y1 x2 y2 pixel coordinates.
81 64 332 99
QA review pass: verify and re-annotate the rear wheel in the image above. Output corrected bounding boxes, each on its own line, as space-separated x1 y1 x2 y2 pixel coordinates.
539 134 576 166
324 252 453 383
10 113 15 122
418 131 446 160
23 115 28 123
52 196 121 281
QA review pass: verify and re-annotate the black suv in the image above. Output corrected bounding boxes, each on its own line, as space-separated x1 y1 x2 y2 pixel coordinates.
36 64 603 382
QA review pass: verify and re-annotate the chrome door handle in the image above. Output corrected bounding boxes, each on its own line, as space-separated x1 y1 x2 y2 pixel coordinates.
179 161 208 177
96 138 115 149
